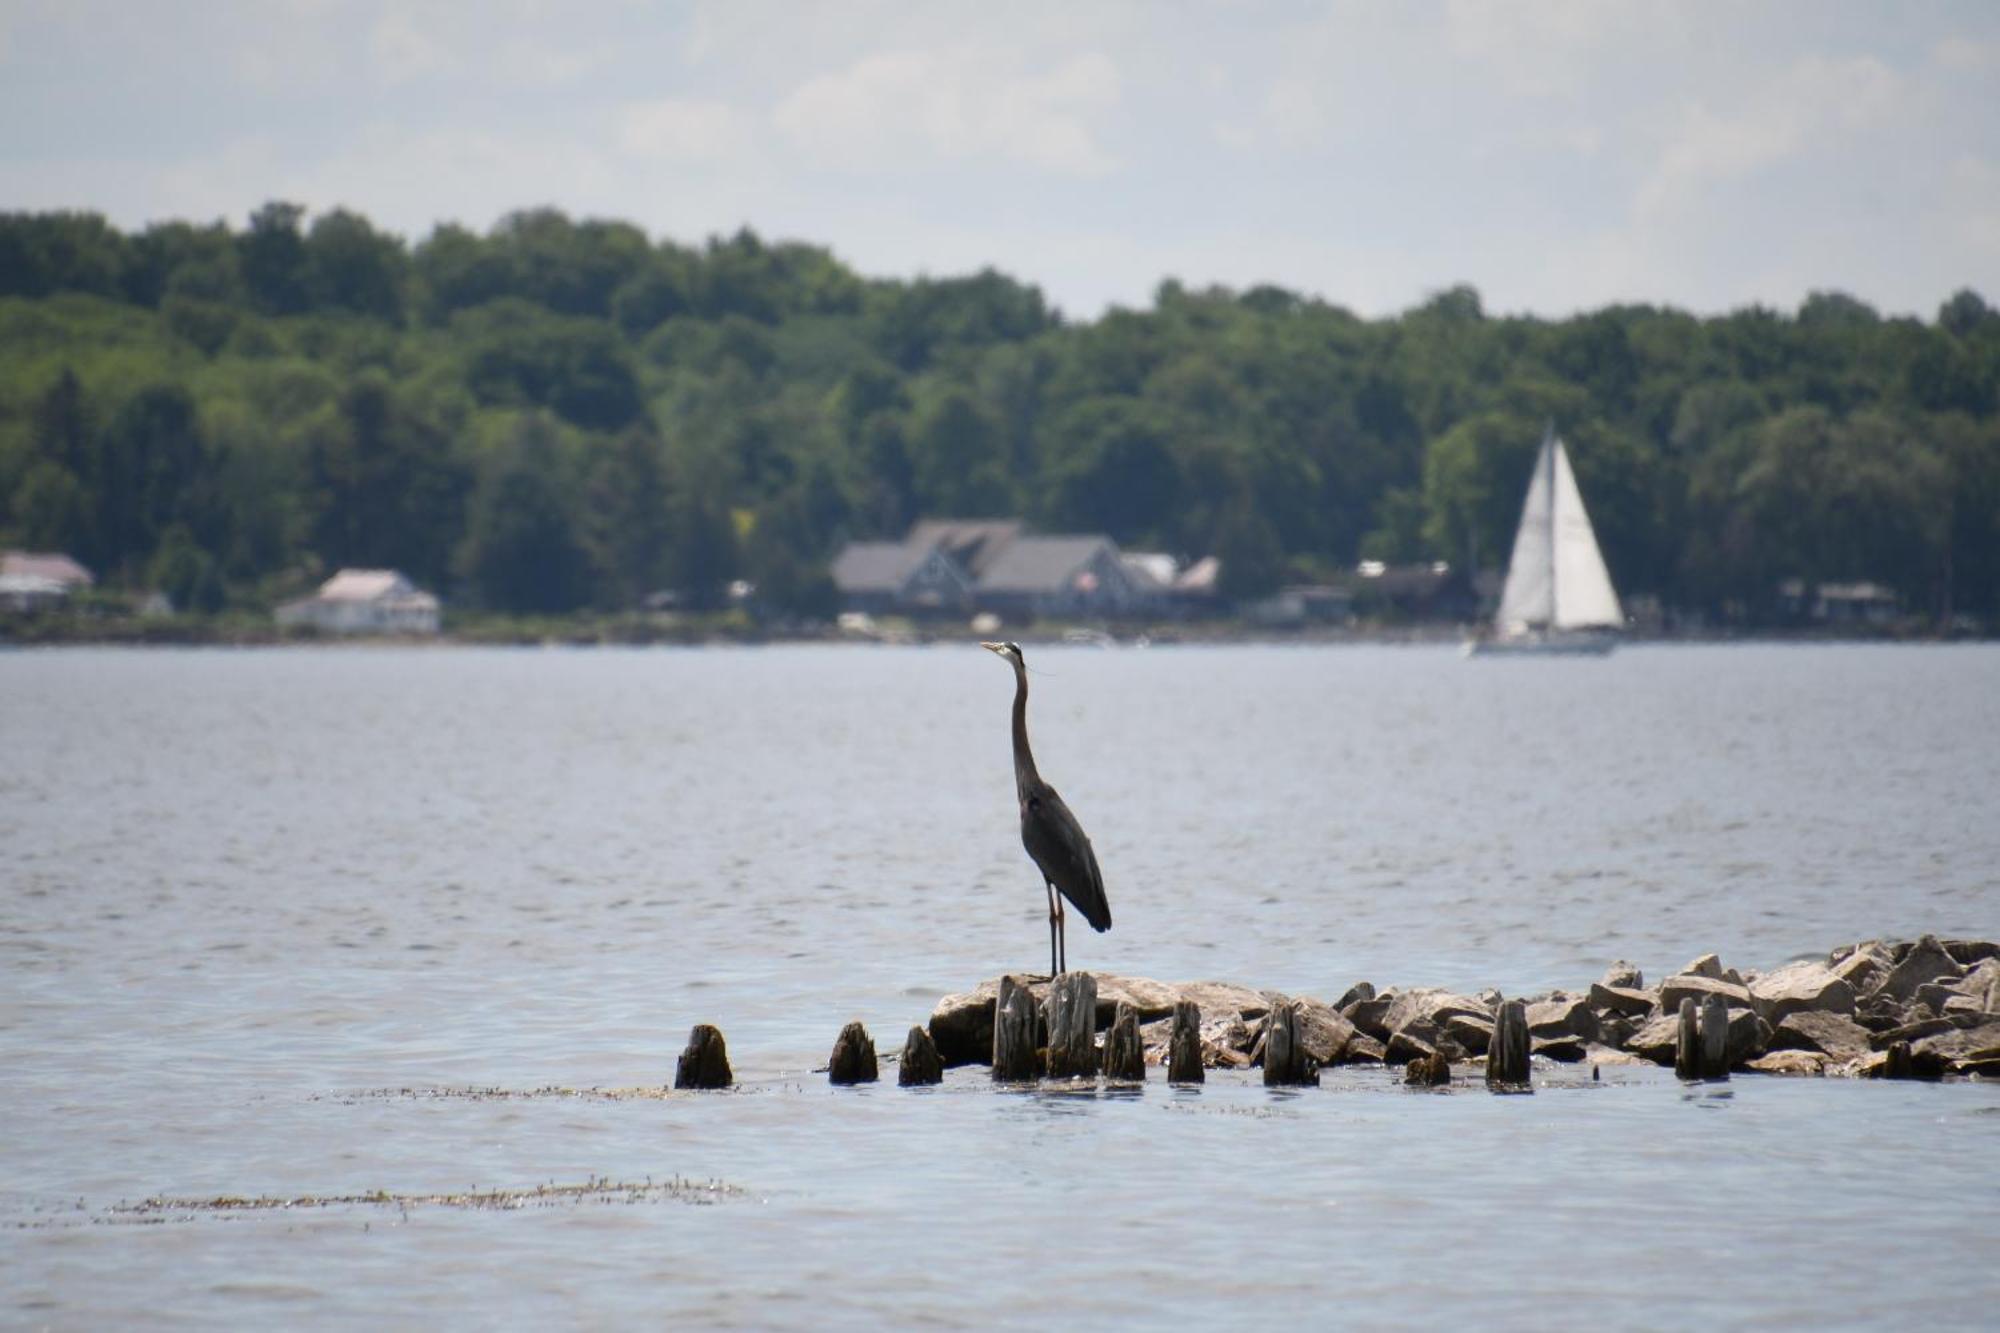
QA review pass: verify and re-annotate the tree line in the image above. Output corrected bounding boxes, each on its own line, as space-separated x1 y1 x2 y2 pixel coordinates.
1 204 1995 624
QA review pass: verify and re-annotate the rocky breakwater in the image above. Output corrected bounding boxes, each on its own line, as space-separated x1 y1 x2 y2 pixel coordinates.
922 936 2000 1081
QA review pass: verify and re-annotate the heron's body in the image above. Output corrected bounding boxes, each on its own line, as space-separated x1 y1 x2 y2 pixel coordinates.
983 640 1110 974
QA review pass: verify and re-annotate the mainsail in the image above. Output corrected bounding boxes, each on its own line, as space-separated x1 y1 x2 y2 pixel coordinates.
1494 427 1622 634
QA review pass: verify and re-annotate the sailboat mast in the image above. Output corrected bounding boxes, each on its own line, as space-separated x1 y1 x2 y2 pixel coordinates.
1539 423 1557 630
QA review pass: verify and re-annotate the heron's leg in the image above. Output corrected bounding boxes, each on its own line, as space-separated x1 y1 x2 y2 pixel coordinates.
1045 880 1060 976
1056 899 1067 974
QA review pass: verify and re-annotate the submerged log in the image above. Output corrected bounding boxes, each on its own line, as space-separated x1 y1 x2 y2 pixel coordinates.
1166 1000 1204 1084
674 1024 732 1090
1486 999 1530 1087
1044 971 1100 1078
1262 1000 1319 1086
898 1025 944 1086
1101 1000 1145 1081
828 1020 878 1085
992 975 1040 1082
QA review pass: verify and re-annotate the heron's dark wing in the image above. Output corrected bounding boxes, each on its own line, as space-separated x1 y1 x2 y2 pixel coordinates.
1021 783 1111 932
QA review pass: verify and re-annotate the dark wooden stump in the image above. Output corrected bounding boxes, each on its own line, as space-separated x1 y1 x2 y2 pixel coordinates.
1881 1039 1914 1080
1101 1000 1145 1082
1044 971 1100 1078
898 1025 944 1086
1167 999 1204 1084
828 1020 878 1085
1673 996 1701 1079
1486 999 1530 1088
1405 1050 1450 1086
1262 1000 1319 1086
674 1023 732 1090
992 975 1040 1082
1699 994 1730 1079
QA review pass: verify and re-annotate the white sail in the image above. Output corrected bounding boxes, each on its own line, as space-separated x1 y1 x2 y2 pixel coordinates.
1493 431 1556 633
1549 436 1622 629
1489 427 1622 638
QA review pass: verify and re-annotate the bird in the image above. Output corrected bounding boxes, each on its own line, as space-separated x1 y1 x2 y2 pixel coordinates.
980 640 1110 976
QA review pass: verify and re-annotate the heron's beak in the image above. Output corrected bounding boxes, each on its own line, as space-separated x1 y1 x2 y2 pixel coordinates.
979 641 1006 655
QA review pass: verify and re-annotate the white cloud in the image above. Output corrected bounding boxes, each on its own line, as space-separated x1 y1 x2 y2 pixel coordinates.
1635 55 1902 220
619 98 753 164
772 48 1120 176
1932 35 2000 73
369 12 455 85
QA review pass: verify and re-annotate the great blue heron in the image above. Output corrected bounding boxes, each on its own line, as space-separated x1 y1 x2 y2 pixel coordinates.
981 640 1111 975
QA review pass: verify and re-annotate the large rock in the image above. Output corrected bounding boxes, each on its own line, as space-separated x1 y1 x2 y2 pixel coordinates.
1527 993 1600 1045
1911 1020 2000 1074
1598 960 1644 990
1942 939 2000 967
1290 997 1358 1065
1768 1009 1874 1060
1745 1050 1827 1076
1659 973 1753 1014
1681 952 1725 980
1721 1006 1773 1066
1875 935 1965 1003
1624 1014 1682 1066
1377 987 1487 1059
1440 1009 1495 1057
1588 983 1655 1018
1830 942 1894 996
1748 961 1857 1027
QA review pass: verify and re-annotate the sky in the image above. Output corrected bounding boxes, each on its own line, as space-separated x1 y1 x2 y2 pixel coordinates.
2 0 1996 321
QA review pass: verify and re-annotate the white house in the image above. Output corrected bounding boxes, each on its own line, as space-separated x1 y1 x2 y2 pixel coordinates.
0 551 94 612
275 569 441 634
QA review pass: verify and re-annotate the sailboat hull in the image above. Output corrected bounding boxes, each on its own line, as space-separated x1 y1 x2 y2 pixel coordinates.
1464 629 1619 657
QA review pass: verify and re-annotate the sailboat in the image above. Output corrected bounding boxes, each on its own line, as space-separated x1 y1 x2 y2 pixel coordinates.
1467 424 1624 656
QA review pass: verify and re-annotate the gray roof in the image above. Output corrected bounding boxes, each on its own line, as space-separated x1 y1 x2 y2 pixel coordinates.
831 541 934 593
905 519 1022 577
977 536 1117 594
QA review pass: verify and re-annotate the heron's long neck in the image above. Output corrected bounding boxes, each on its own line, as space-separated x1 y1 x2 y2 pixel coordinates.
1009 666 1041 790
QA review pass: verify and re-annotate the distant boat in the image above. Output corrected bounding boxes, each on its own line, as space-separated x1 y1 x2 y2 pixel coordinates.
1467 425 1623 656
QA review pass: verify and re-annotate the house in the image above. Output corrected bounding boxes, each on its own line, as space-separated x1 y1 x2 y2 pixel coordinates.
903 519 1023 581
275 569 441 634
1777 579 1899 626
974 534 1147 619
829 541 974 615
0 550 93 612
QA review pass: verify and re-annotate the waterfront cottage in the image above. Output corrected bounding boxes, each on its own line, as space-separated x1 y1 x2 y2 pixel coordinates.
274 569 441 634
0 550 94 612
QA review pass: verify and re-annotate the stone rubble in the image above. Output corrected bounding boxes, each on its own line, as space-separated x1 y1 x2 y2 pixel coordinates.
921 936 2000 1081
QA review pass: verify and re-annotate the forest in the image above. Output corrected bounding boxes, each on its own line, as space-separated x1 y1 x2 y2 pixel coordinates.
1 203 1996 626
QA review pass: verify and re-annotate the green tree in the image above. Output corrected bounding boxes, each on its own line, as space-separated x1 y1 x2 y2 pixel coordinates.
458 416 590 613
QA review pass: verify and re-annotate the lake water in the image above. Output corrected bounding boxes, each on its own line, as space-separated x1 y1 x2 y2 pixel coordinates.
3 643 1998 1327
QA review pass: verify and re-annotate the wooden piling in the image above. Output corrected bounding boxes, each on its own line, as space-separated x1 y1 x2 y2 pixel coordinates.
1486 999 1530 1088
1405 1050 1450 1086
1044 971 1100 1078
1167 1000 1204 1084
1262 999 1318 1086
1101 1000 1145 1082
991 975 1040 1082
674 1023 732 1090
828 1020 878 1085
1699 994 1730 1079
898 1026 944 1086
1673 996 1700 1079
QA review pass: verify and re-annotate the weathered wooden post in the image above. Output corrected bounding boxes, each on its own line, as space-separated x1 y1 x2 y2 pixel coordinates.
674 1024 732 1090
1486 999 1530 1088
899 1026 944 1086
1167 1000 1204 1084
1405 1049 1450 1086
1699 994 1730 1079
828 1020 878 1085
1673 996 1700 1079
1262 999 1318 1086
991 975 1040 1082
1044 971 1100 1078
1101 1000 1145 1081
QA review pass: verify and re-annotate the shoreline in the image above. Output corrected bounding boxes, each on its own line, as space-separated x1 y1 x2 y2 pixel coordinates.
2 616 1991 650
